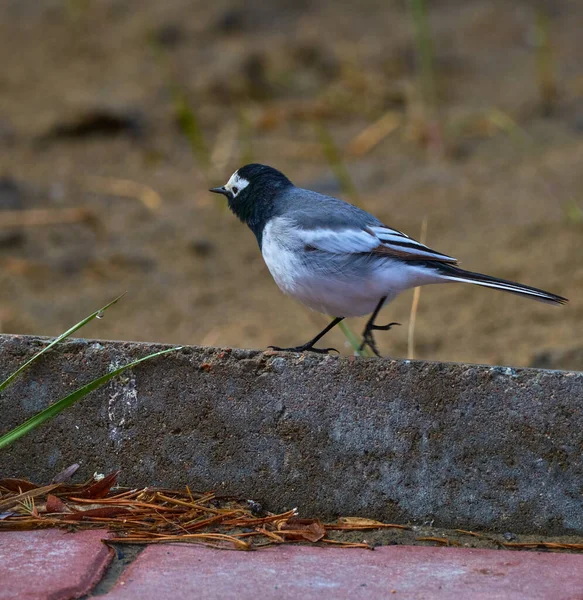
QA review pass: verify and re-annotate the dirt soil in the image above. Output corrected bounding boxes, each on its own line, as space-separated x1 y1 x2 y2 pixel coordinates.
0 0 581 368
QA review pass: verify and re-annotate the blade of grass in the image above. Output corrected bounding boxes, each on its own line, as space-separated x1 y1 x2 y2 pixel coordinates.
534 5 558 116
564 201 583 225
314 121 360 205
173 85 210 173
487 108 531 149
66 0 90 21
338 321 372 357
408 0 445 157
0 346 181 450
148 34 210 175
0 293 126 393
409 0 437 111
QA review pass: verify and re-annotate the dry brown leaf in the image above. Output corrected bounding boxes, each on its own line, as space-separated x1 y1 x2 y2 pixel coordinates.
63 507 133 520
73 471 120 499
338 517 387 526
52 464 80 484
328 518 409 531
45 495 67 513
0 478 38 493
279 518 326 543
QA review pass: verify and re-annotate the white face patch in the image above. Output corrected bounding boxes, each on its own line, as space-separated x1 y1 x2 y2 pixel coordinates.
224 171 250 198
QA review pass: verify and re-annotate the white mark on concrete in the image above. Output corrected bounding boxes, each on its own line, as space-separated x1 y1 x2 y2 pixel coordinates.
107 359 139 447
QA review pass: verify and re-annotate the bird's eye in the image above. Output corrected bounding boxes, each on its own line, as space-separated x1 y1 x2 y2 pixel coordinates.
232 186 239 195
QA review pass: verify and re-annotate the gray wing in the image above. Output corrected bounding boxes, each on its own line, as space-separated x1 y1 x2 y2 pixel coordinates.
281 187 457 263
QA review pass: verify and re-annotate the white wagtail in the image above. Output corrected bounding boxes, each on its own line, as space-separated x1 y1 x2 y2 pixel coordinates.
210 164 568 356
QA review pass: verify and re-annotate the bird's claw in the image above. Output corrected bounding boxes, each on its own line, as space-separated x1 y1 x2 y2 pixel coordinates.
359 322 400 357
359 332 382 357
268 345 339 355
371 321 401 332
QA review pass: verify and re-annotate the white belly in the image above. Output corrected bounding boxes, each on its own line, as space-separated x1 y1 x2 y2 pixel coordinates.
261 221 440 317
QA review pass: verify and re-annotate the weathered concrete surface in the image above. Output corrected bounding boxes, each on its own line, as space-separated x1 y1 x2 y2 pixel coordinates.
1 334 582 535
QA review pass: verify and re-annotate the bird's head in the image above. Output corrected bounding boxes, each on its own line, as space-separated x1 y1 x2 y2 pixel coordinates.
210 164 292 231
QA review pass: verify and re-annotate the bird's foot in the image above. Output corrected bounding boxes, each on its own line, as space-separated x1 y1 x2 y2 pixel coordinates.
359 331 381 357
358 322 400 357
370 321 401 332
268 344 339 355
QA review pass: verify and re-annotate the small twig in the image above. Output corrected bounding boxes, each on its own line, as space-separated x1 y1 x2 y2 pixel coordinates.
346 112 402 157
0 208 95 229
326 523 409 531
255 527 285 543
455 529 483 538
83 176 162 212
210 121 238 177
503 541 583 550
320 539 372 549
416 536 460 546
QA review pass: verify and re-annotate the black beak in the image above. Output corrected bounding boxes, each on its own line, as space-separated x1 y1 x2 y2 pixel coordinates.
209 186 229 196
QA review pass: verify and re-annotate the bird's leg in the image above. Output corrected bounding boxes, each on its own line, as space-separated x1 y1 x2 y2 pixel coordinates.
269 317 344 354
359 297 400 357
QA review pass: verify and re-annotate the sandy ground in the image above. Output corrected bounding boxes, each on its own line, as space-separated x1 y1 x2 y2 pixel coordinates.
0 0 581 368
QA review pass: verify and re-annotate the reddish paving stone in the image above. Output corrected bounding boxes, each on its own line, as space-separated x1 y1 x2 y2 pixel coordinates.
103 544 583 600
0 530 113 600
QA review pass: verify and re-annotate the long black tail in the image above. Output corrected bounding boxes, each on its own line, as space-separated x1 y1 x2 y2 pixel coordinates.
434 263 568 305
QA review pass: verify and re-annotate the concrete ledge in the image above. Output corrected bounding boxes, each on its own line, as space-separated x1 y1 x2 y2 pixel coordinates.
1 334 582 535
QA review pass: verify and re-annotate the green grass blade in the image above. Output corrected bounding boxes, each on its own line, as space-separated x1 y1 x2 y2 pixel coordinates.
338 321 373 357
314 121 360 205
0 293 126 393
534 7 558 116
409 0 437 110
173 86 210 172
0 346 182 450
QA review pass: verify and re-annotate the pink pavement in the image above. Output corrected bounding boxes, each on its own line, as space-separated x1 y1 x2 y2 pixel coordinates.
103 544 583 600
0 530 112 600
2 531 583 600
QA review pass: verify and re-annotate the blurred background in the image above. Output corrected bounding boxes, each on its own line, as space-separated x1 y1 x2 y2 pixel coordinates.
0 0 581 368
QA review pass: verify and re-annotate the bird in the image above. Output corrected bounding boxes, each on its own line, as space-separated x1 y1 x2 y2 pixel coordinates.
210 164 568 356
